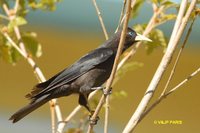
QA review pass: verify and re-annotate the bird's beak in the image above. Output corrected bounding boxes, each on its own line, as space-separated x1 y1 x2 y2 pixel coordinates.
135 33 152 42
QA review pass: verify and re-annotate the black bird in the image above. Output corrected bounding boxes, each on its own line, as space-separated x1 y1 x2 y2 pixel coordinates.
9 27 151 123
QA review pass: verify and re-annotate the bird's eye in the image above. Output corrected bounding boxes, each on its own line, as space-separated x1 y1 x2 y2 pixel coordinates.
128 31 134 36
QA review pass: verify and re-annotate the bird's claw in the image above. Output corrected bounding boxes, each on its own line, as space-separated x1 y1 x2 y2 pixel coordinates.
103 88 112 96
88 111 100 125
89 116 100 125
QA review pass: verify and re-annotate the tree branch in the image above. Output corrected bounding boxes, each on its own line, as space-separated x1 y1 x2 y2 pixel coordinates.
161 14 196 96
138 13 198 123
140 66 200 122
104 94 110 133
2 3 63 133
92 0 108 40
116 0 127 31
122 0 197 132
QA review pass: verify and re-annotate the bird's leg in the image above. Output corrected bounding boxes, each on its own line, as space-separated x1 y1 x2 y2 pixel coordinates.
78 94 91 112
78 94 99 125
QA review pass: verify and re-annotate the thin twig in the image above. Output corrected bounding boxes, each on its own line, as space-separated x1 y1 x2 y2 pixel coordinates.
92 0 109 40
1 30 61 133
51 104 56 133
116 0 127 31
104 95 110 133
0 14 9 20
122 0 197 132
14 0 19 13
167 67 200 94
139 14 198 122
2 3 63 133
161 15 196 96
116 0 137 33
3 4 27 56
1 32 27 57
140 67 200 121
87 0 132 133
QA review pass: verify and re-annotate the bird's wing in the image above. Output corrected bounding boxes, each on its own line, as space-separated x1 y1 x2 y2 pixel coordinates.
28 47 114 98
50 47 114 87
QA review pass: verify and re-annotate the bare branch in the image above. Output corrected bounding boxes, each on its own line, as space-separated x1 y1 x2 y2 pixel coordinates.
1 31 27 57
0 14 9 20
140 66 200 122
104 95 110 133
3 4 27 54
161 15 196 96
92 0 109 40
122 0 197 132
167 67 200 95
139 14 198 123
14 0 19 13
116 0 127 31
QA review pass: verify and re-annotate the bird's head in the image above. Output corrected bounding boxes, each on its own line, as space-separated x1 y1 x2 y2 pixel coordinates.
123 27 152 50
100 27 152 51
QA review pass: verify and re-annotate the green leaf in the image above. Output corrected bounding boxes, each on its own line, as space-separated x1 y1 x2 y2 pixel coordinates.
13 16 27 25
131 0 145 18
0 0 9 7
156 13 176 25
162 1 176 7
28 0 61 11
133 23 167 55
10 46 21 64
133 24 146 34
8 16 27 32
146 29 167 54
21 32 42 57
15 16 27 25
189 7 200 20
116 61 144 80
0 39 22 64
112 90 127 98
18 0 29 17
151 0 164 4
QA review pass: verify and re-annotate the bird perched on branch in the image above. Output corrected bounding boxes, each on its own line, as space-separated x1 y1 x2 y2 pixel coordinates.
10 27 151 123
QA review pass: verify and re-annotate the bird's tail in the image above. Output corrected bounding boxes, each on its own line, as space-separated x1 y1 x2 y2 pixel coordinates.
9 95 50 123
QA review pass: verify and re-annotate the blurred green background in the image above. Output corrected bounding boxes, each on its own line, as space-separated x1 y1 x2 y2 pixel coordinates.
0 0 200 133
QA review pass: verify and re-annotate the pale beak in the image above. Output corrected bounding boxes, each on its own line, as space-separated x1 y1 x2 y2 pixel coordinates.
135 33 152 42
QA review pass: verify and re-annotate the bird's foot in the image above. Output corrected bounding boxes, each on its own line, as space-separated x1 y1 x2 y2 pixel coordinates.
103 87 112 96
90 86 112 96
88 110 100 125
91 86 104 91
